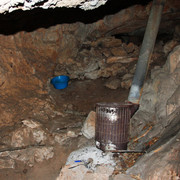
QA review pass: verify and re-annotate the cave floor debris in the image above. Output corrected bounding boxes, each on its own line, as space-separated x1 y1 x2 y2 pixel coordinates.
0 78 131 180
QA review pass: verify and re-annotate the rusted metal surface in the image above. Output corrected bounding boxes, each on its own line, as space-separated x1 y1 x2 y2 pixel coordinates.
95 102 138 151
128 0 166 104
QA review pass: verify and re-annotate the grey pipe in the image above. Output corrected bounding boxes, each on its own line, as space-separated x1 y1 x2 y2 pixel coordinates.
128 0 166 104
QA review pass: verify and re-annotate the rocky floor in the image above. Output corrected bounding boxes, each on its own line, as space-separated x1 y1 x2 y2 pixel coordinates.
49 78 129 115
0 78 130 180
0 47 179 179
0 42 179 179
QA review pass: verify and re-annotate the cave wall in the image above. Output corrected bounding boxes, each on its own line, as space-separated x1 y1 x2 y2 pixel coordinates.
0 1 179 179
126 45 180 180
0 0 179 127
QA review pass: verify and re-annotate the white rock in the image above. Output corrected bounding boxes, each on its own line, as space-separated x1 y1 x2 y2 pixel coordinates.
0 146 54 167
56 150 115 180
22 119 41 129
32 129 47 144
54 133 68 144
66 146 115 171
0 0 108 13
121 74 133 89
11 123 48 147
163 40 179 55
67 130 78 138
113 174 136 180
56 163 89 180
81 111 96 139
34 147 54 163
83 165 114 180
0 158 15 169
104 78 121 90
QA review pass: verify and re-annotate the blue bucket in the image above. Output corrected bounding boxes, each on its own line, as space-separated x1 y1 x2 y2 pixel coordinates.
51 75 69 89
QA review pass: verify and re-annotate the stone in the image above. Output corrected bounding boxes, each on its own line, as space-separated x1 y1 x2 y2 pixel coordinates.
106 56 137 64
34 147 54 163
58 34 80 62
101 48 112 57
62 52 101 79
104 78 121 90
164 45 180 73
95 165 114 177
99 64 127 78
54 133 69 145
156 74 178 120
0 158 15 169
166 85 180 116
57 146 116 180
67 130 78 138
163 40 179 55
138 80 158 114
56 163 89 180
128 45 180 153
123 42 139 54
129 65 136 74
91 37 122 48
113 174 136 180
0 0 108 13
127 131 180 180
57 163 115 180
66 146 115 171
129 110 155 148
171 67 180 85
79 0 108 10
81 111 96 139
121 79 132 89
22 119 42 129
11 121 48 148
122 74 133 80
54 64 68 77
0 146 54 167
83 165 114 180
121 74 133 89
110 47 127 56
84 70 99 80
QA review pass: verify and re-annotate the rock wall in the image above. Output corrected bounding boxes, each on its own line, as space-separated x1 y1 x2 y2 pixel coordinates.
127 45 180 179
129 45 180 150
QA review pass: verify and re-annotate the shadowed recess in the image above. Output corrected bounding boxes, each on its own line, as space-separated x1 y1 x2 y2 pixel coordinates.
0 0 152 34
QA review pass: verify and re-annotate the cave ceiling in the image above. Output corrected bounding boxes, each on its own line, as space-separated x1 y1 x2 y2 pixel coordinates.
0 0 112 13
0 0 153 14
0 0 179 38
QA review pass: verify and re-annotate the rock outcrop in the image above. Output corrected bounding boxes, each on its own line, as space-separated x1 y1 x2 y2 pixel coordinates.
0 0 108 13
127 45 180 179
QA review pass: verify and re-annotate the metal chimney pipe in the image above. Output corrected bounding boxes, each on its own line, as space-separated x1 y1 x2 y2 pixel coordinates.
128 0 166 104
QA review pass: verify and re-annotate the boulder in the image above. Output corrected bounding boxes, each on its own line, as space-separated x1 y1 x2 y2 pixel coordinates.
57 146 115 180
113 174 136 180
104 78 121 90
121 74 133 89
81 111 96 139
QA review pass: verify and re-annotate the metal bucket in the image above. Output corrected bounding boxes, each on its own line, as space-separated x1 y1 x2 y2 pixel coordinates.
95 102 138 152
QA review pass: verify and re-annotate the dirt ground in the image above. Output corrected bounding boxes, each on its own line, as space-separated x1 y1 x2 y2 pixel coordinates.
50 78 129 113
0 78 129 180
